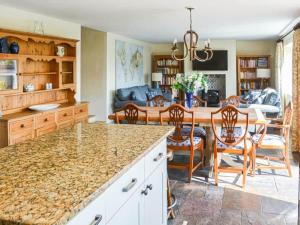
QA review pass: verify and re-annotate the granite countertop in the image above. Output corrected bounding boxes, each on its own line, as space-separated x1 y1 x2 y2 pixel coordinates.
0 123 173 225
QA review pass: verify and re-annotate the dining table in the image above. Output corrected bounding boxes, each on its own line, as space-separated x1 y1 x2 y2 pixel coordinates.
108 106 266 176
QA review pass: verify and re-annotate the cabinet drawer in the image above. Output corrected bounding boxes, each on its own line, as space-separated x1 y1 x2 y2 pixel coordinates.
36 124 56 137
9 117 34 135
66 194 105 225
10 131 34 145
105 158 145 221
145 139 166 178
57 108 74 124
36 112 56 129
74 104 88 119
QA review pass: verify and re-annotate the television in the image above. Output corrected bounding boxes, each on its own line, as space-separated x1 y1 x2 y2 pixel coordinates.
192 50 228 71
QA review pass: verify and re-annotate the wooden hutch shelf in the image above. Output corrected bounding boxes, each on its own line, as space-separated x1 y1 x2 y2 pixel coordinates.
0 28 87 148
152 55 184 93
237 55 271 96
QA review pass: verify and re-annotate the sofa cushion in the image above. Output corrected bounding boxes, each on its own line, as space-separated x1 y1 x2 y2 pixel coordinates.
130 91 137 100
243 90 262 104
263 92 280 106
116 87 135 101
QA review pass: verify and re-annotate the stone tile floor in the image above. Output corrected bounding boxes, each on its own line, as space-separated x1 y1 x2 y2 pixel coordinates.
168 150 299 225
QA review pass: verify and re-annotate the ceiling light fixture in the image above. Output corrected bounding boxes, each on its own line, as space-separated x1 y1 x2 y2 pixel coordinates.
171 7 213 62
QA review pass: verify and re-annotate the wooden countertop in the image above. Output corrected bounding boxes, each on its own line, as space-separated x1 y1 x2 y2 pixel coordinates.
0 123 173 225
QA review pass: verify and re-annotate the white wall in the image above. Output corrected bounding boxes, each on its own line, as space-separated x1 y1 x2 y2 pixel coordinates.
81 27 107 121
0 5 82 100
106 33 152 117
184 40 237 97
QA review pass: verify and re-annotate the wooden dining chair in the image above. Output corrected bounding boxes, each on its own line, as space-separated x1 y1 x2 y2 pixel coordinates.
211 105 253 188
220 95 247 107
181 95 207 143
159 104 204 182
147 95 170 107
192 95 207 107
251 102 293 176
115 103 148 124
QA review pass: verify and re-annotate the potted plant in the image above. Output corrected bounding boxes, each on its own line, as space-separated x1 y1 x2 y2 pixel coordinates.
172 73 208 108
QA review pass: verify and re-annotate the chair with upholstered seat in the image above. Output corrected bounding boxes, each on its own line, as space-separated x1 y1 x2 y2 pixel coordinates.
211 105 253 188
181 95 207 143
160 104 204 182
251 102 293 176
115 103 148 124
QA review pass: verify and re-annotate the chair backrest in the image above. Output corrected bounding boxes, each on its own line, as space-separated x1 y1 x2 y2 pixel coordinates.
159 104 194 143
211 105 249 147
192 95 207 107
220 95 242 107
148 95 169 107
115 103 148 124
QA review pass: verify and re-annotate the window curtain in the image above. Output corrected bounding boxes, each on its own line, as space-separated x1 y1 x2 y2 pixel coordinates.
275 41 284 110
292 28 300 152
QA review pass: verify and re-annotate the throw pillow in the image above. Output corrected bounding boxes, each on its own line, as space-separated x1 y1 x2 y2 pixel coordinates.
130 91 137 100
146 91 157 100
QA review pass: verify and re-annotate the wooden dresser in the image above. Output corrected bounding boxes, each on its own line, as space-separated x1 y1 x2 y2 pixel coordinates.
0 29 88 147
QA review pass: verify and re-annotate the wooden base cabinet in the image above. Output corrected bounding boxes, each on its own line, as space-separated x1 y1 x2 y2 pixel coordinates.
0 102 88 147
66 139 167 225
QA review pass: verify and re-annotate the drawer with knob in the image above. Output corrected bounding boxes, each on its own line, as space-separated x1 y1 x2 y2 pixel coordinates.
105 158 145 221
9 117 34 135
36 112 56 129
74 104 88 122
145 139 166 178
57 108 74 125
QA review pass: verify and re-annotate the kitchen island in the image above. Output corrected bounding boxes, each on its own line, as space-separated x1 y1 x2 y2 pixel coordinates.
0 123 173 225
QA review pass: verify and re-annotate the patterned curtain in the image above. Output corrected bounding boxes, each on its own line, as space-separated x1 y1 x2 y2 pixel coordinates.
292 28 300 152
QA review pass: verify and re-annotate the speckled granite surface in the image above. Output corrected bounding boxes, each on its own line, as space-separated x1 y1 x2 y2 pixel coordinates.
0 123 173 225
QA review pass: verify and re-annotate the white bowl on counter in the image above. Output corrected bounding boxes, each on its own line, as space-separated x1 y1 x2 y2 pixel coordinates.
29 103 60 112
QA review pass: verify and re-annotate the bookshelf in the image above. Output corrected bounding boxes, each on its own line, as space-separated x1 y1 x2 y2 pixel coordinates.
152 55 184 93
237 55 271 96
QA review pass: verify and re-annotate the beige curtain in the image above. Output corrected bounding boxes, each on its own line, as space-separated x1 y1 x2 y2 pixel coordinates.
292 29 300 152
275 41 284 111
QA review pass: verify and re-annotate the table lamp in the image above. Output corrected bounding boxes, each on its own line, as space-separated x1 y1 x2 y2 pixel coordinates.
152 72 162 89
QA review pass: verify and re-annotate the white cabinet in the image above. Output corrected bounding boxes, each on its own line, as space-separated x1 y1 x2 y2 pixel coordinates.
106 187 144 225
66 138 167 225
144 161 167 225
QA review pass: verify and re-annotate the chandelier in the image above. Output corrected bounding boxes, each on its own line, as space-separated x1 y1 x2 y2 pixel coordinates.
171 7 213 62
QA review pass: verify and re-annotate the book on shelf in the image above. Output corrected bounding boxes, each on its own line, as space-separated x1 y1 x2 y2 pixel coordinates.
257 57 268 68
240 59 257 68
156 67 179 75
157 59 178 67
240 71 256 79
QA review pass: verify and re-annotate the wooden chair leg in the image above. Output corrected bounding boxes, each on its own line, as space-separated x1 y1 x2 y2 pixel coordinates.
242 152 247 188
252 145 256 176
167 178 175 219
201 142 205 167
214 145 218 186
284 145 292 177
188 148 194 183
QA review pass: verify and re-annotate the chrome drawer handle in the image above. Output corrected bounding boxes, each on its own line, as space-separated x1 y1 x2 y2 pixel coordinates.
122 178 137 192
141 188 148 196
153 153 163 162
89 214 102 225
146 184 153 190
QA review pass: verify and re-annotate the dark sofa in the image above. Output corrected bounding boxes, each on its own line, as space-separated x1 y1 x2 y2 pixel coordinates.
114 84 172 111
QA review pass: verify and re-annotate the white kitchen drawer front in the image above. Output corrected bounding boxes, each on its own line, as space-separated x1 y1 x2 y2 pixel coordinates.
105 158 145 221
66 194 106 225
145 139 166 178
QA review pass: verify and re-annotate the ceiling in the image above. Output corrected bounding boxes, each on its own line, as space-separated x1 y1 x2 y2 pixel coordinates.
0 0 299 43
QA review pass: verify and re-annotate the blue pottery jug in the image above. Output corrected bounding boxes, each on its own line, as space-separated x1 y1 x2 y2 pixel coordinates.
10 42 19 54
0 38 9 53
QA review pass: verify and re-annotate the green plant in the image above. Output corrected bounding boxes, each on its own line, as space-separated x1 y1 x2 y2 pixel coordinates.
172 73 208 93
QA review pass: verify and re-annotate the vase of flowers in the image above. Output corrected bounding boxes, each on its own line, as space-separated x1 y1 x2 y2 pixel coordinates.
172 73 208 108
